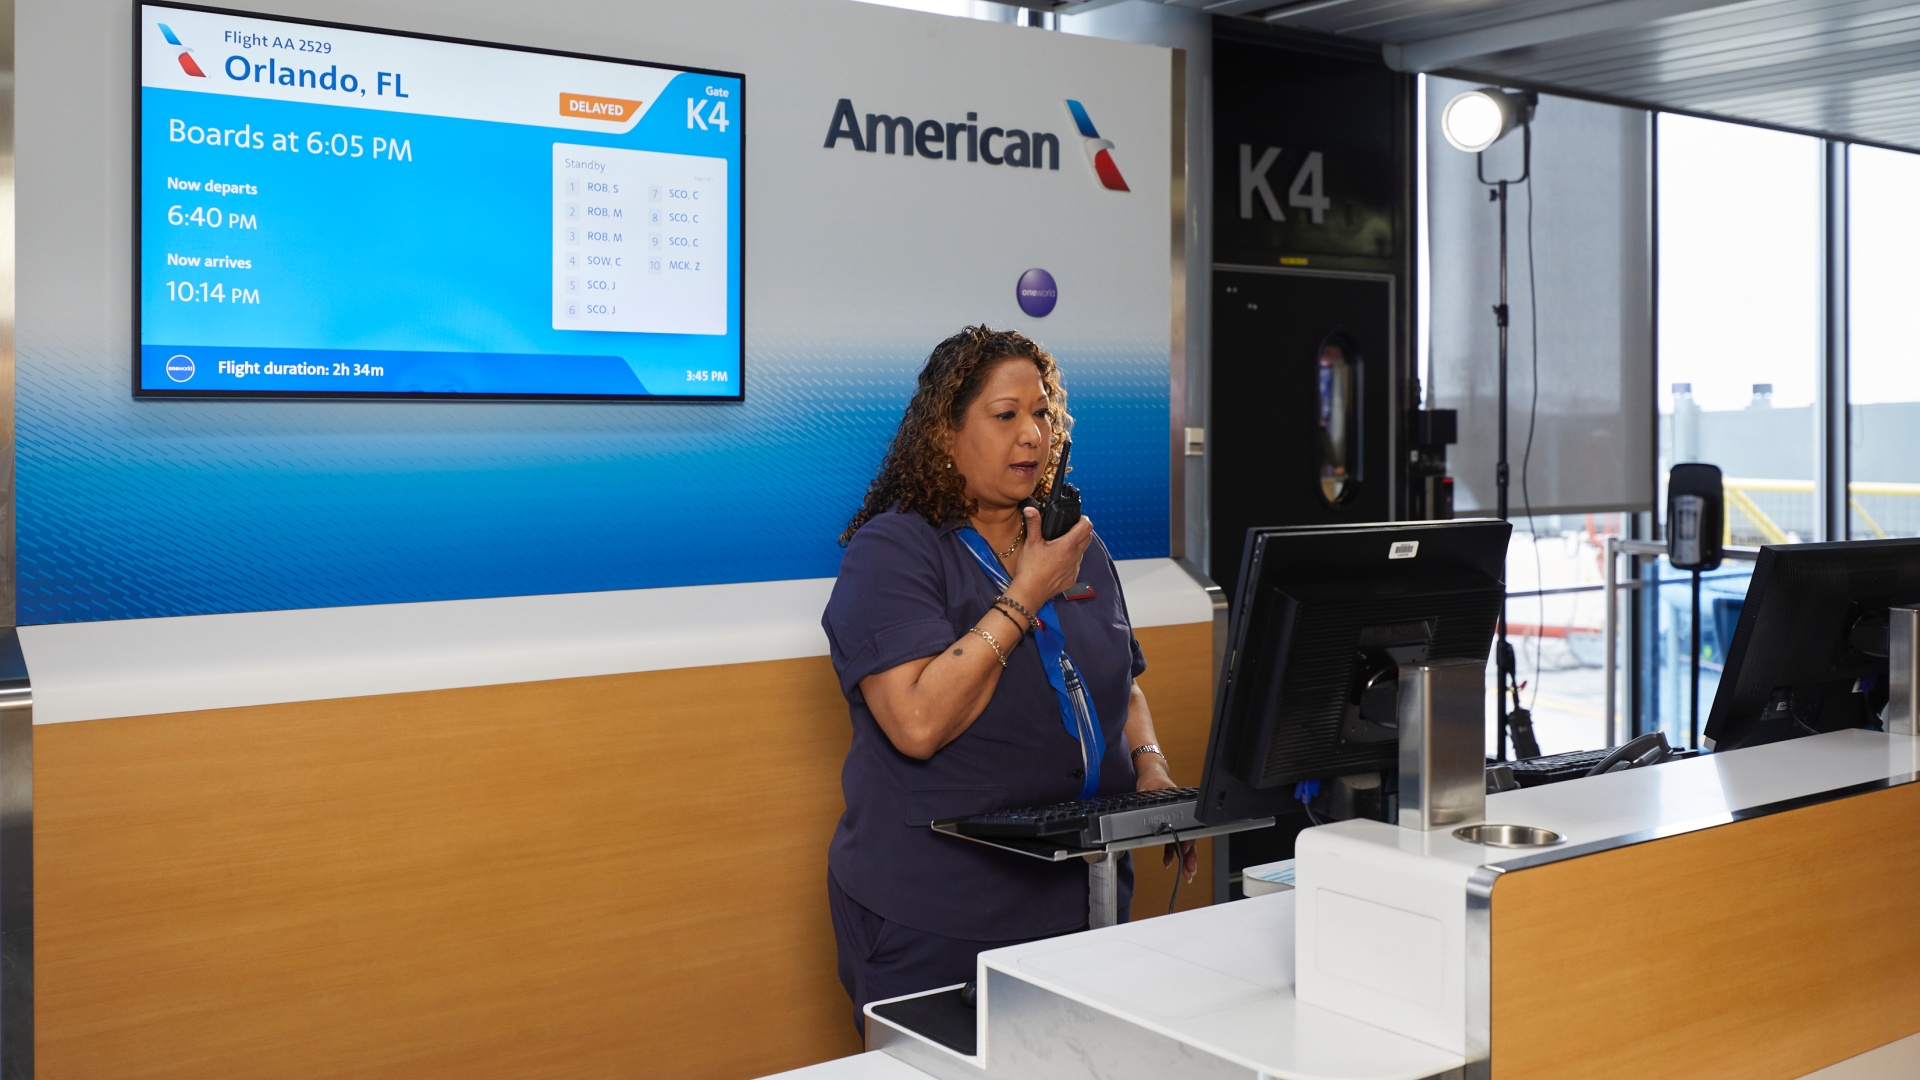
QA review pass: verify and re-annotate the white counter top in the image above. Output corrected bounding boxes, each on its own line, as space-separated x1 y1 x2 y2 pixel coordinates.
1307 728 1920 874
979 892 1462 1080
1294 728 1920 1060
800 731 1920 1080
765 1031 1920 1080
19 557 1213 724
758 1051 936 1079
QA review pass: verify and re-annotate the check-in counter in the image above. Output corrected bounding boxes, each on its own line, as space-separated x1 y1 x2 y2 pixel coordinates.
17 561 1220 1079
804 730 1920 1080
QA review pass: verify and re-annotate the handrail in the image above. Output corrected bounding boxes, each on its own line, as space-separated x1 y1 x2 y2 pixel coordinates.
1726 487 1789 545
1849 480 1920 496
1508 582 1634 599
1724 477 1920 496
1598 475 1920 743
1610 538 1760 560
1852 498 1890 540
1719 478 1920 545
1602 538 1760 747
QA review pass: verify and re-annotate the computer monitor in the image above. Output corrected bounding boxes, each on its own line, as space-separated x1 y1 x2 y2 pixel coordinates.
1703 537 1920 751
1195 519 1510 826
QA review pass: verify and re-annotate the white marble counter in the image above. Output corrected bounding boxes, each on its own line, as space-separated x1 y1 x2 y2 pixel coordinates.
1294 729 1920 1060
1306 729 1920 874
978 892 1461 1080
19 557 1216 724
761 1031 1920 1080
785 731 1920 1080
758 1051 937 1080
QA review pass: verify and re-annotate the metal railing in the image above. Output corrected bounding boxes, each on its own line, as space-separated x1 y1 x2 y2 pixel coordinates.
1723 477 1920 544
1580 478 1918 745
1846 480 1920 539
1602 538 1760 748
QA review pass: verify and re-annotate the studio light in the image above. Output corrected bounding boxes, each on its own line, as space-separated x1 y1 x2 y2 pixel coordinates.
1438 83 1541 763
1441 87 1535 153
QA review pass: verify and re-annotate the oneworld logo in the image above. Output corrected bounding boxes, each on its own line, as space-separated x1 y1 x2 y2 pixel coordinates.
1017 268 1058 318
156 23 206 78
1067 100 1128 191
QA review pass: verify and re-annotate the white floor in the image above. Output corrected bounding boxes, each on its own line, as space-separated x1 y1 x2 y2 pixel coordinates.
766 1032 1920 1080
758 1051 928 1079
1804 1033 1920 1079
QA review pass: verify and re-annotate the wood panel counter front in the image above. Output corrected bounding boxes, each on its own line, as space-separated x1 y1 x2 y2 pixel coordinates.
1491 779 1920 1079
33 621 1214 1080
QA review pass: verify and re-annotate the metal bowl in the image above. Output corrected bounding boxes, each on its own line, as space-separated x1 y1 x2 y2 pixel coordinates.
1451 823 1566 848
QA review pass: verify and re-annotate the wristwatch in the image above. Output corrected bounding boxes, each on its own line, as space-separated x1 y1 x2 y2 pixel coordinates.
1130 743 1167 769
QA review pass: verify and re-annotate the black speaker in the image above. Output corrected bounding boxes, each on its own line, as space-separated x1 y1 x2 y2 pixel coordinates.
1667 463 1725 572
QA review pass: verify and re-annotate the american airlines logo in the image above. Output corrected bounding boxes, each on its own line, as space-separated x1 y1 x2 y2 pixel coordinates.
156 23 207 77
1066 100 1128 191
825 99 1061 169
824 98 1130 190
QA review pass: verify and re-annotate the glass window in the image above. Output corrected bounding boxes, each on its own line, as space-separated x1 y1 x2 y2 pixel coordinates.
1656 114 1822 546
1642 555 1754 751
1489 513 1629 756
1848 144 1920 540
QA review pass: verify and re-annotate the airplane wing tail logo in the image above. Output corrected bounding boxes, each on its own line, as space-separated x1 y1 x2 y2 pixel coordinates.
156 23 207 77
1066 99 1129 192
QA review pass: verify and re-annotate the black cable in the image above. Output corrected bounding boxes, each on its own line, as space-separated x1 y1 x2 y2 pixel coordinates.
1165 826 1185 915
1522 168 1544 712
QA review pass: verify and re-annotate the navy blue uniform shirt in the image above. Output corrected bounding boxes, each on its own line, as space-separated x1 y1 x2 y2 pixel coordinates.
823 507 1146 941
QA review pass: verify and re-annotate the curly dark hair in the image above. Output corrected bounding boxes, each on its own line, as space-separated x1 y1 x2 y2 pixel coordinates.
840 325 1071 544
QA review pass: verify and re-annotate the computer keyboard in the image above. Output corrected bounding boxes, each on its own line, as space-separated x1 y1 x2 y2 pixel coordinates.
1504 746 1698 787
946 787 1202 847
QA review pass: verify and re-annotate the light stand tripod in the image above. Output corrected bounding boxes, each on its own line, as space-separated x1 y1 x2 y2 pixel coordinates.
1479 118 1541 763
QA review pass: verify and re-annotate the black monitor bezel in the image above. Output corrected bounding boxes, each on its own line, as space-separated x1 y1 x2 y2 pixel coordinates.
1703 537 1920 751
133 0 747 403
1195 518 1510 826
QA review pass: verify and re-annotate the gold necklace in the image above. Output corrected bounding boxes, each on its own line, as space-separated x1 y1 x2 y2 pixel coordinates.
995 521 1026 560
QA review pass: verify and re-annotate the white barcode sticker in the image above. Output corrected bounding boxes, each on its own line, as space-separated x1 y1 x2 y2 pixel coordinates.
1389 540 1419 560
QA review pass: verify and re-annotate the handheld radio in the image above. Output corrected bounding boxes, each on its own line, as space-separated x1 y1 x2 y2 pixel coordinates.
1038 438 1081 541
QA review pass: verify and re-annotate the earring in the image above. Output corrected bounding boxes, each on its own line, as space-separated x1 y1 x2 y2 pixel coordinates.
944 459 954 469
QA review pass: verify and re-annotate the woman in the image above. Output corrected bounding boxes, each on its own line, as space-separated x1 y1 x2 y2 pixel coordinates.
821 325 1196 1030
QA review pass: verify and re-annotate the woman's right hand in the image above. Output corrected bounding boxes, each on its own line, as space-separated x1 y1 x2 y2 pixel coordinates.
1007 505 1093 612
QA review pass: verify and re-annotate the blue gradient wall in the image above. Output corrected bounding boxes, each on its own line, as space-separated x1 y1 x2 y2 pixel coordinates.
18 334 1167 623
16 0 1174 625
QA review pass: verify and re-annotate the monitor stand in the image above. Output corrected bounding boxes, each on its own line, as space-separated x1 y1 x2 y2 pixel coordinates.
1890 606 1919 737
1396 659 1488 831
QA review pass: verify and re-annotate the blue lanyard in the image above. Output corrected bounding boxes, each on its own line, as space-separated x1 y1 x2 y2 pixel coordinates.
956 528 1104 799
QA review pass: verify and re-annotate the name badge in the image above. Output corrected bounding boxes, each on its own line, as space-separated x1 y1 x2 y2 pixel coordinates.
1063 583 1096 601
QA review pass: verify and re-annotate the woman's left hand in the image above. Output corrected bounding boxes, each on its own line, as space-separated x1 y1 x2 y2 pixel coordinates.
1134 758 1198 886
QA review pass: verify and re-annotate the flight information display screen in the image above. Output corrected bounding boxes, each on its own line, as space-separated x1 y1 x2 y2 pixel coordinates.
137 3 744 400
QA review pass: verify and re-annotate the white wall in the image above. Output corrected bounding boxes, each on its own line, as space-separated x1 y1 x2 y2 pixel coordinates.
16 0 1201 718
1064 2 1214 569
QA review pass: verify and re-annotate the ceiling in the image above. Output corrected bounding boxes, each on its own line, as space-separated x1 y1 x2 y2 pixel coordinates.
1047 0 1920 151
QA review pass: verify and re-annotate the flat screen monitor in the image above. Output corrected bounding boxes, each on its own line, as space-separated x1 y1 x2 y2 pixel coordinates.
1196 519 1509 826
137 2 744 400
1703 538 1920 751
